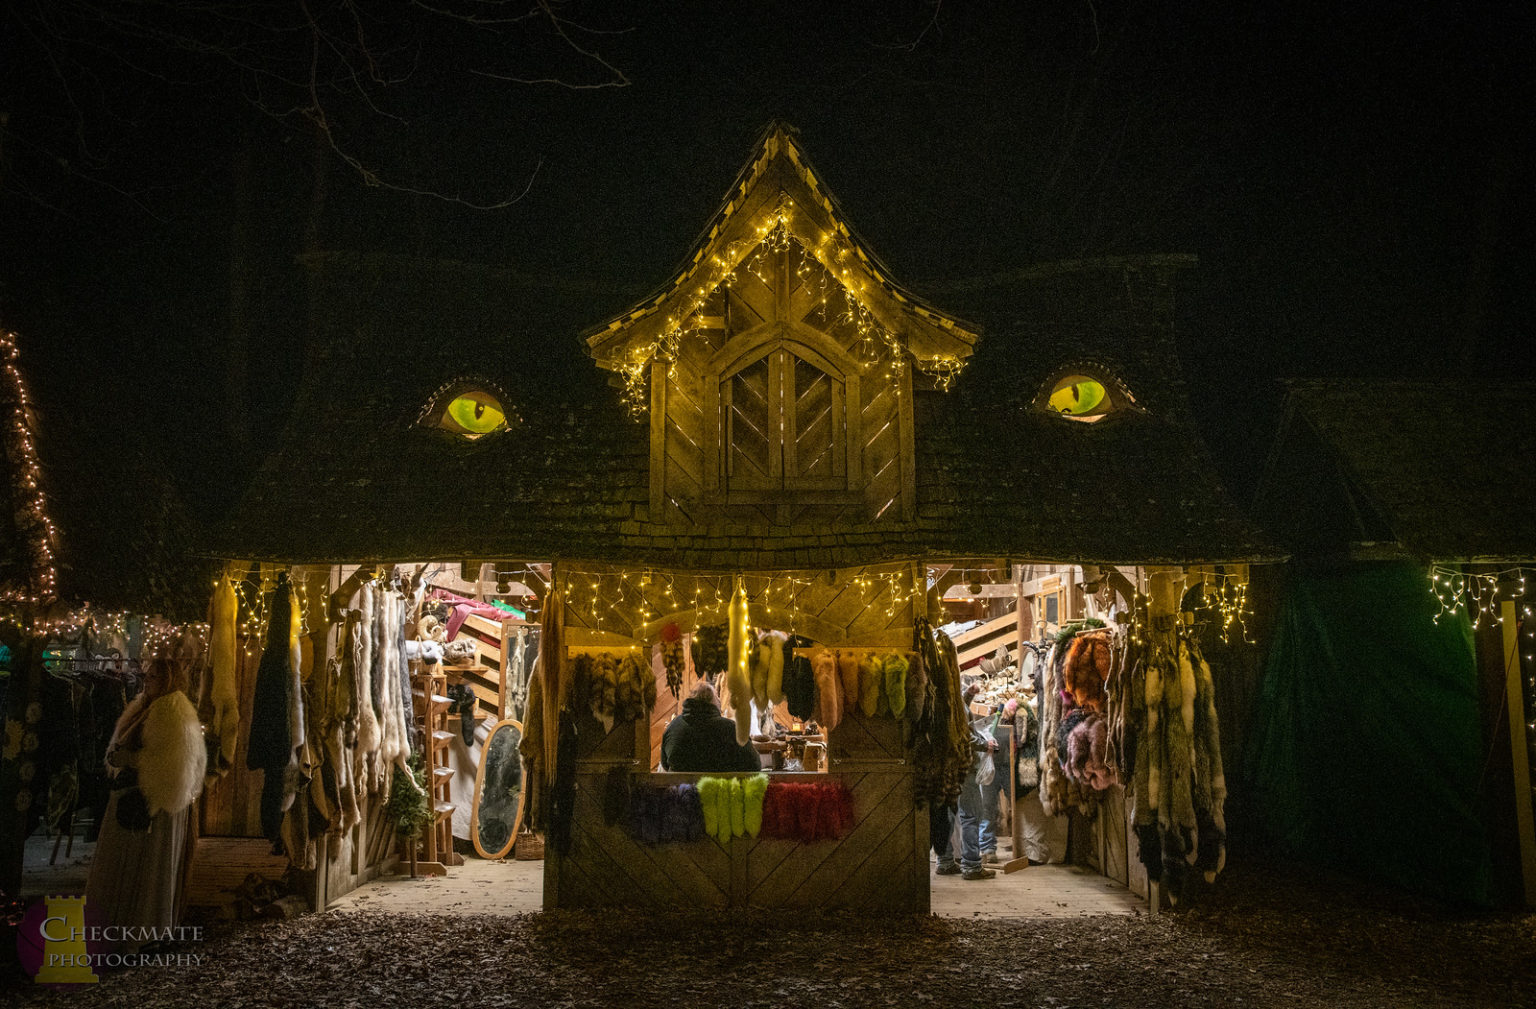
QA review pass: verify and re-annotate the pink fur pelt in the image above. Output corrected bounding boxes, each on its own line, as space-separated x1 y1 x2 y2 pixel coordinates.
1066 713 1118 791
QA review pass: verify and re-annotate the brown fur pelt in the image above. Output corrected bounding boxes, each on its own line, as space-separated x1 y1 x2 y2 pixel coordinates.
838 652 861 715
1062 631 1111 712
1102 629 1132 782
811 649 842 732
910 618 971 808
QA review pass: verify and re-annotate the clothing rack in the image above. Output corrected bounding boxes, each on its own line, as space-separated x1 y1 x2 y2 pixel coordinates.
790 646 913 658
44 657 142 680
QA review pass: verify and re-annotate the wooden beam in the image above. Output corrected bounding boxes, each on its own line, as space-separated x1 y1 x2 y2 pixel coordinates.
1503 599 1536 907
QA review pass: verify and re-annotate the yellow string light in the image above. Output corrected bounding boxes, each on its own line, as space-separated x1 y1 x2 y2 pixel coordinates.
1429 564 1528 629
608 198 967 420
0 331 59 607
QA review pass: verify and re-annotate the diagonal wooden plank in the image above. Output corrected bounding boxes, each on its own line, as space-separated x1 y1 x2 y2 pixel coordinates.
750 771 903 904
566 826 664 910
778 776 909 907
575 781 728 909
745 834 800 891
820 805 916 910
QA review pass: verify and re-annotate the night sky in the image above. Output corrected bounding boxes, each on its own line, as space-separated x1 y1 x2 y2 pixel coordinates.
1 1 1530 524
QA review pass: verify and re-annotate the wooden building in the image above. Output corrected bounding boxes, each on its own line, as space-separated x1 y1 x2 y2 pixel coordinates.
209 123 1275 913
1253 379 1536 906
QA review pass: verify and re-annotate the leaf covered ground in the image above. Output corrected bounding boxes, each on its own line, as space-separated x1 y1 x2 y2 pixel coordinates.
6 858 1534 1008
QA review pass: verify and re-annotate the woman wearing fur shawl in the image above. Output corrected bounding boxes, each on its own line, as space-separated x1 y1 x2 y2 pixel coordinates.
86 628 207 951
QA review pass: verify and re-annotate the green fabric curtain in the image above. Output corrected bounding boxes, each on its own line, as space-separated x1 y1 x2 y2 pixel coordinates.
1244 561 1491 905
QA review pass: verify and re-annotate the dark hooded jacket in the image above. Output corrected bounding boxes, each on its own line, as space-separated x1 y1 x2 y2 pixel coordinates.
661 697 762 772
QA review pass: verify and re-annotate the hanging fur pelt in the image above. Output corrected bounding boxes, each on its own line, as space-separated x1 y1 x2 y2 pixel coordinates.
137 690 208 818
812 648 842 732
350 607 381 793
1039 636 1103 816
727 581 753 746
1189 638 1227 881
749 631 785 709
205 576 240 779
378 588 418 791
837 652 861 716
285 579 306 773
1127 630 1228 899
1102 629 1132 783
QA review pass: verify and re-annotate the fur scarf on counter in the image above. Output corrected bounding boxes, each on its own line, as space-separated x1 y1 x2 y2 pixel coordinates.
627 782 706 845
759 779 854 843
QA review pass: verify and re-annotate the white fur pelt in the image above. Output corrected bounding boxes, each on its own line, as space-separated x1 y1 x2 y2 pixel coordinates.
206 578 240 777
727 582 752 746
285 581 306 763
748 633 771 708
138 691 208 818
378 589 419 790
353 587 381 792
764 630 786 705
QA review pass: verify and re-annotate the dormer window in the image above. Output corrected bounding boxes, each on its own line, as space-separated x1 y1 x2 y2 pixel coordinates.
1039 368 1136 424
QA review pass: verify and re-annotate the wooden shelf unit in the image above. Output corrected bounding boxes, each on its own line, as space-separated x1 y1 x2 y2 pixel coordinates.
409 660 462 873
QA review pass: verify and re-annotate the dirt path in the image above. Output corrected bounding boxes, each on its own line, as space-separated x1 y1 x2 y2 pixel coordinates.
7 860 1534 1008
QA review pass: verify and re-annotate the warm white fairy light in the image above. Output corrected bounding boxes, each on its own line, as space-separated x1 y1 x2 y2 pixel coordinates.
0 330 59 607
558 565 926 638
1429 564 1529 629
608 195 967 419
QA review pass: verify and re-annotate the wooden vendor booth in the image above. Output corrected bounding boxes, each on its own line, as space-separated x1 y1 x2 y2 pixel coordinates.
208 123 1276 914
537 564 946 913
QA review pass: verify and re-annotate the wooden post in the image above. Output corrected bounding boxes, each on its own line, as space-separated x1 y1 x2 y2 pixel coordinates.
1002 722 1030 874
1502 599 1536 906
1142 566 1184 915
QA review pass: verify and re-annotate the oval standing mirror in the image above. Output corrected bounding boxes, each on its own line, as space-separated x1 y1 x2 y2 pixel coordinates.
471 718 524 859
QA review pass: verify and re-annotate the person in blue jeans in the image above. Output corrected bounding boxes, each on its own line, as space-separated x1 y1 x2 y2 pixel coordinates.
978 698 1016 865
955 684 998 880
931 800 960 875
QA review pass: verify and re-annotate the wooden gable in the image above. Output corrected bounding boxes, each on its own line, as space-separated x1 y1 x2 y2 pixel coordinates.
585 124 978 528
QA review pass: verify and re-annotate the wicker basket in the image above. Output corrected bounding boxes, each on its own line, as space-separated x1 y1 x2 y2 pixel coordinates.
513 830 545 861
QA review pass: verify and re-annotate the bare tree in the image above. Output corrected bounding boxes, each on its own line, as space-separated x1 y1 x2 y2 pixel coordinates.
1 0 630 209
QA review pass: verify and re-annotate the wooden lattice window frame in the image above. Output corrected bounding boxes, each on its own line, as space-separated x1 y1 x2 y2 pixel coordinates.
702 322 863 504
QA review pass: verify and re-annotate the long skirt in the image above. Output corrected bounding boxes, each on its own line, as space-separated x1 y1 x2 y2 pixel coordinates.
85 792 190 951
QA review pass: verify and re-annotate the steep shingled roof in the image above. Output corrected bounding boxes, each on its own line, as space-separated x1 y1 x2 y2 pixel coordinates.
1258 380 1536 562
212 132 1277 570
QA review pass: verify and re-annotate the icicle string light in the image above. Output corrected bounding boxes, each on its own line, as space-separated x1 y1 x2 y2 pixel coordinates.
1428 564 1529 629
556 565 929 636
608 197 966 419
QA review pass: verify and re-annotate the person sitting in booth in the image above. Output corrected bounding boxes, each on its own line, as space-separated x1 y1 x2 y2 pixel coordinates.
661 681 762 772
